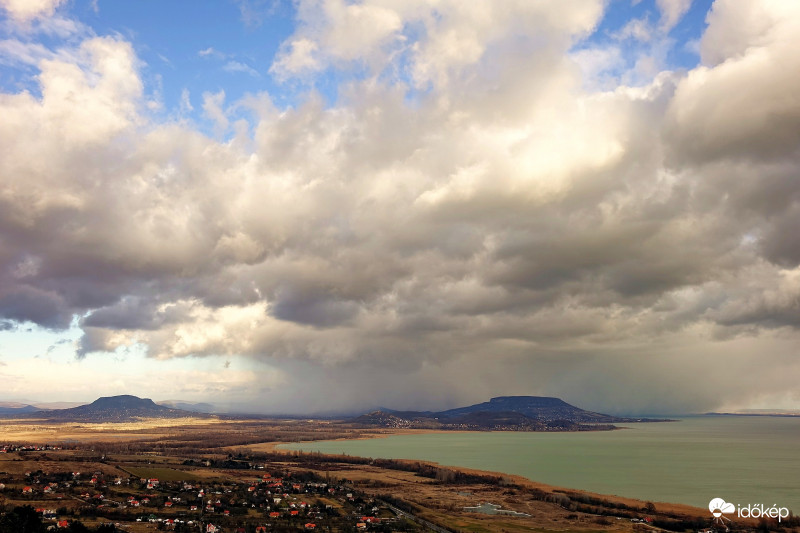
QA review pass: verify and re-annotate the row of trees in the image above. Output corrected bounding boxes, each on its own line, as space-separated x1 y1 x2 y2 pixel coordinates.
0 505 117 533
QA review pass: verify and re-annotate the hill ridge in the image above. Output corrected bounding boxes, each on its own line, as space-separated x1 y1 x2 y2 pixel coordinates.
1 394 212 422
353 395 669 430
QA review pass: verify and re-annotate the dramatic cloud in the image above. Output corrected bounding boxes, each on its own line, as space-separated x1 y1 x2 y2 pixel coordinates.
0 0 798 414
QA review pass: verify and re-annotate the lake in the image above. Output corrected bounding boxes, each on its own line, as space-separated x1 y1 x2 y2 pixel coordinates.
280 416 800 512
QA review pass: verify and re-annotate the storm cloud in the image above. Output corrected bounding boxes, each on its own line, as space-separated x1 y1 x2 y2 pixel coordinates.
1 0 799 414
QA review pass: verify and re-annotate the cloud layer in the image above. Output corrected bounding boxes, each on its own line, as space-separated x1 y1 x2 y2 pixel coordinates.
1 0 799 414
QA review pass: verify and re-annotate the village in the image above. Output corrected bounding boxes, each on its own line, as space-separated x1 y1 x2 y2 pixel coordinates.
0 444 416 532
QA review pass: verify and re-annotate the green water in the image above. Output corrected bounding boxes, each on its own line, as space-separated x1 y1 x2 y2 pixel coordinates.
280 416 800 511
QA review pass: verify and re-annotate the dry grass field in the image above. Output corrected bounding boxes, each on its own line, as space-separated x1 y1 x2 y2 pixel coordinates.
0 417 220 443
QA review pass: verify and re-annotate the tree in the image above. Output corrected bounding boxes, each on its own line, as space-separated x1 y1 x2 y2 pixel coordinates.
65 521 91 533
0 505 46 533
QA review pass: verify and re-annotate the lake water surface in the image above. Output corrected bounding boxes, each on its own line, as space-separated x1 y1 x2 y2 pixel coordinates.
280 416 800 511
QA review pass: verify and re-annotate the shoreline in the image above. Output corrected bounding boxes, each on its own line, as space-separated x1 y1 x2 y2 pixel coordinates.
237 428 709 519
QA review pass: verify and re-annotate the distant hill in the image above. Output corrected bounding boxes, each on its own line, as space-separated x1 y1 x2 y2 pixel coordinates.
157 400 216 413
10 395 210 422
0 404 39 415
352 396 668 431
439 396 626 423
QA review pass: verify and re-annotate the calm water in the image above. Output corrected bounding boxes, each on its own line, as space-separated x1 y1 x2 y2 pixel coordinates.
280 416 800 511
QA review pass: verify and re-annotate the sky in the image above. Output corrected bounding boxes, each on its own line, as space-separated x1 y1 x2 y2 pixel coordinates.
0 0 799 416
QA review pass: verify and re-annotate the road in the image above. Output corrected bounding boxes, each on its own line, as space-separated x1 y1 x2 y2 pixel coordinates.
379 500 455 533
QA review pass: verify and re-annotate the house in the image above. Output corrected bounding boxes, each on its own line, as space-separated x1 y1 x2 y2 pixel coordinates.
57 520 69 528
304 523 316 529
269 511 280 518
22 486 33 494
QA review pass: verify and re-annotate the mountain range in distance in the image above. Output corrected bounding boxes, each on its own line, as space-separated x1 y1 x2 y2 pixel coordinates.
352 396 673 431
29 395 211 422
0 395 217 422
0 394 673 428
0 397 217 417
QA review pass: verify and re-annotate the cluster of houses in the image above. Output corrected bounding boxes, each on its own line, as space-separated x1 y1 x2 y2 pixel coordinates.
0 443 62 453
2 458 400 531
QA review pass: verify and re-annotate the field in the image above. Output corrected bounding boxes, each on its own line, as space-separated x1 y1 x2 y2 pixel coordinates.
0 417 221 443
123 466 201 482
0 416 787 532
